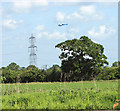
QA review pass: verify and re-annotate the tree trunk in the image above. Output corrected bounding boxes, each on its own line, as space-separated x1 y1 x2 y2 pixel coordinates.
64 73 66 82
60 72 63 82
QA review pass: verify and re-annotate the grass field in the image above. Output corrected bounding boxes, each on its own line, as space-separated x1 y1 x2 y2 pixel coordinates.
1 80 120 110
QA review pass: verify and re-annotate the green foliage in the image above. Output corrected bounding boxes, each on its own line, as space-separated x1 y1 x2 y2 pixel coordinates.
2 80 119 109
112 61 120 67
2 62 20 83
20 65 40 82
96 66 119 80
1 62 120 83
1 76 6 83
7 62 20 70
36 69 46 82
55 36 108 81
2 63 63 83
2 80 118 95
46 65 62 82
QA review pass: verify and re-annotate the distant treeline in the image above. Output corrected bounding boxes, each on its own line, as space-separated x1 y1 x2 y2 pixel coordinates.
1 36 120 83
0 62 120 83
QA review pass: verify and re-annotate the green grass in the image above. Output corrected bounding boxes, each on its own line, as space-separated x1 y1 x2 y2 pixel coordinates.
1 80 119 109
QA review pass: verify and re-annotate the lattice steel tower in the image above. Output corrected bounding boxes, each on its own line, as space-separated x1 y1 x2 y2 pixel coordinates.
28 34 37 66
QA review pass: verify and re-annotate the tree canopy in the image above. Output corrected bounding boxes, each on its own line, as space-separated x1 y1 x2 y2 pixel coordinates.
55 36 109 80
112 61 120 67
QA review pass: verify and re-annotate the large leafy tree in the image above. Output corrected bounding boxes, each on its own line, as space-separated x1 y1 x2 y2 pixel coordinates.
2 62 20 83
55 36 108 81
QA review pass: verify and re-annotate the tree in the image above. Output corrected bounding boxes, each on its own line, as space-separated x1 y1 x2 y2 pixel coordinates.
20 65 46 83
117 66 120 79
20 65 39 83
7 62 20 70
36 69 46 82
112 61 120 67
97 66 119 80
55 36 108 81
46 65 62 82
2 62 20 83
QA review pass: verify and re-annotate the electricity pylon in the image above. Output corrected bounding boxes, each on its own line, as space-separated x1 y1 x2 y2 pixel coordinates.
28 34 37 66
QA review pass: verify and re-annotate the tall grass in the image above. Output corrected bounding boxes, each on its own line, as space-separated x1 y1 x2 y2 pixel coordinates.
1 80 119 109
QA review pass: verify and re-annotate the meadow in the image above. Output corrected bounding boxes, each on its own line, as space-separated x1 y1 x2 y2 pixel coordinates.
1 80 120 110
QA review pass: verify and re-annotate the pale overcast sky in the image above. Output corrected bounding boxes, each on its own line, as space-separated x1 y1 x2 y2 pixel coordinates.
1 0 118 68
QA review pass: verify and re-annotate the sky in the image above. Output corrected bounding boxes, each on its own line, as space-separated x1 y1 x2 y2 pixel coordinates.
1 0 118 69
